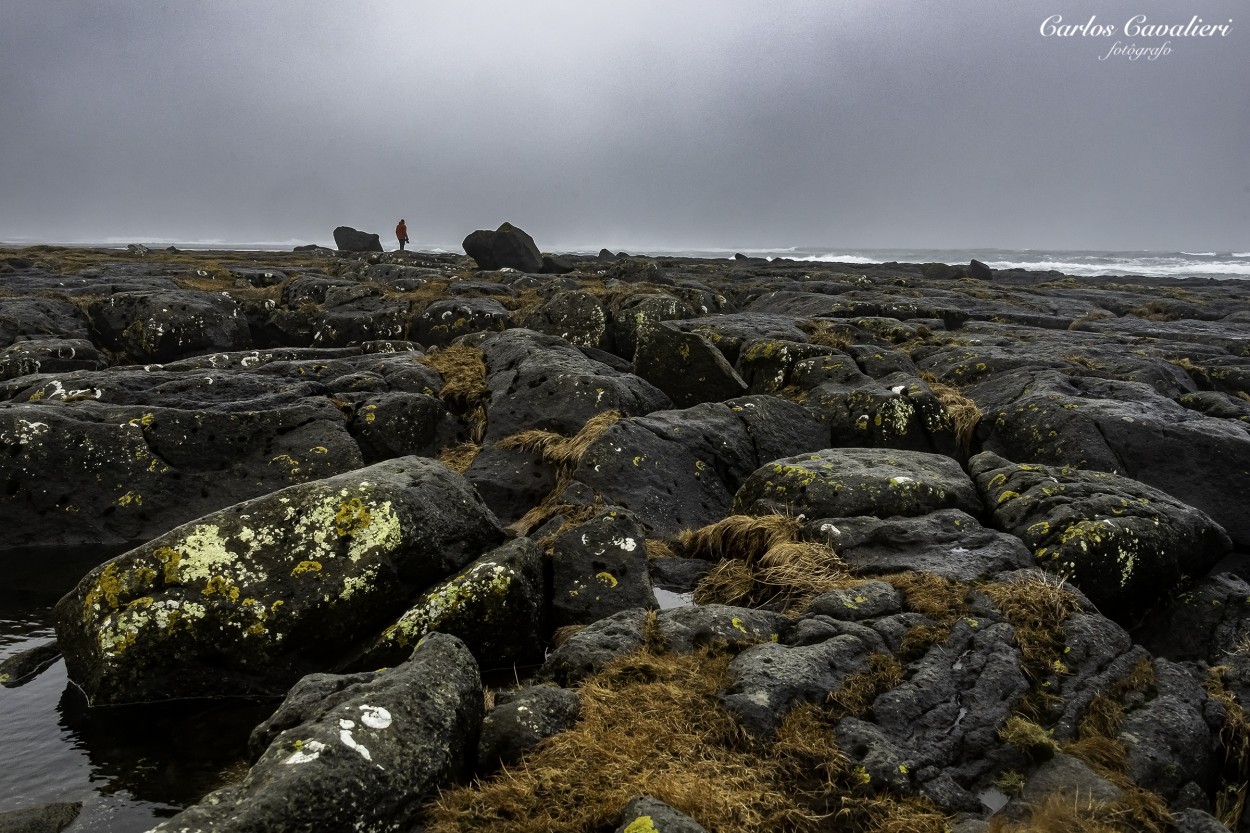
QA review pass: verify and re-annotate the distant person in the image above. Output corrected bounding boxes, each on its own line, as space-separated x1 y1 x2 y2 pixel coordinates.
395 219 409 251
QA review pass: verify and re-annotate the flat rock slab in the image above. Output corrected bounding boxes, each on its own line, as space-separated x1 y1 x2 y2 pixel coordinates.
734 448 982 519
54 457 504 704
803 510 1033 582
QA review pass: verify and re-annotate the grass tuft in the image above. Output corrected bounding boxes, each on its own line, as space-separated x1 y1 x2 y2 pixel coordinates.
919 372 981 454
438 442 481 474
420 344 490 442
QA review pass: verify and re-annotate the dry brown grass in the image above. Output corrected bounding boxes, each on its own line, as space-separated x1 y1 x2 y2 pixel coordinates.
798 319 854 351
987 792 1126 833
645 539 677 560
497 410 621 471
880 572 971 658
919 372 981 454
999 715 1062 757
428 649 953 833
1061 352 1105 371
981 575 1081 678
1169 356 1210 386
827 653 904 718
682 516 856 613
678 514 804 563
420 344 490 442
438 442 481 474
1128 301 1179 322
1205 666 1250 829
1067 310 1115 331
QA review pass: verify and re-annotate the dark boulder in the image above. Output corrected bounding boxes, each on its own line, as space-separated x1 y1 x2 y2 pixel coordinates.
0 802 81 833
332 226 383 253
521 290 611 351
633 322 748 408
609 293 690 360
0 338 108 381
462 222 543 273
540 608 649 686
803 510 1033 582
971 451 1232 619
970 369 1250 547
550 507 658 628
54 457 505 704
0 641 61 687
89 290 251 363
0 397 365 555
478 685 581 773
0 297 91 346
968 259 993 280
411 298 510 347
540 254 576 274
734 449 982 520
153 632 482 833
468 329 670 443
356 537 544 670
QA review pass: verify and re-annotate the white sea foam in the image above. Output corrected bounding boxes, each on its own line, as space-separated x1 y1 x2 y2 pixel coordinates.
1180 252 1217 257
985 259 1250 277
779 254 880 264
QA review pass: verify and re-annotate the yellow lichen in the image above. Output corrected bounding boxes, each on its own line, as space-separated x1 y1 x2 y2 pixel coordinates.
334 497 373 537
291 560 323 576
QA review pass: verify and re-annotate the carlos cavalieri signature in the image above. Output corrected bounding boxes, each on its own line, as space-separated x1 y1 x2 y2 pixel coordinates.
1040 14 1234 60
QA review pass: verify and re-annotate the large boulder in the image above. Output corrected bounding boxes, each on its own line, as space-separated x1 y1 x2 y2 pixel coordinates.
89 290 251 363
355 537 544 670
734 448 982 520
550 508 658 628
0 397 365 555
153 632 482 833
969 369 1250 546
633 322 748 408
332 226 383 253
54 457 505 704
462 222 543 273
971 451 1232 619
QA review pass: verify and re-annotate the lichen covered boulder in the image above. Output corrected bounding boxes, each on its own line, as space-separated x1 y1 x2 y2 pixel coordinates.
734 449 982 520
356 538 544 670
153 632 482 833
54 457 505 704
970 451 1232 619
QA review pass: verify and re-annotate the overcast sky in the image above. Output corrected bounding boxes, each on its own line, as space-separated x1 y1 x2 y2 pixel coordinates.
1 0 1246 251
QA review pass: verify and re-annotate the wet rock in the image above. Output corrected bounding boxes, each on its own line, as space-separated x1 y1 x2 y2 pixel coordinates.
357 538 544 670
411 298 510 347
615 796 709 833
332 225 383 252
0 297 91 346
469 329 670 443
971 451 1232 619
540 254 576 274
570 397 827 537
997 754 1123 822
722 633 874 737
803 510 1033 582
1119 660 1216 804
0 802 81 833
968 259 993 280
0 397 364 555
735 448 982 520
462 222 543 273
89 290 251 363
1134 572 1250 667
970 369 1250 546
0 641 60 687
478 684 581 772
633 322 747 408
608 293 689 360
54 457 505 704
540 608 649 686
154 632 481 833
656 604 788 653
551 508 657 628
0 338 107 380
522 290 610 351
837 618 1030 810
345 391 461 462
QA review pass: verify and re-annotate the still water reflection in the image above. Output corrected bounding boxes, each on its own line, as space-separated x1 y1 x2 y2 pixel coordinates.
1 552 272 832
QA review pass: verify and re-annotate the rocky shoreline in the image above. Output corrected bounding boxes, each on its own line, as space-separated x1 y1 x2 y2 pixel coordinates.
2 233 1250 833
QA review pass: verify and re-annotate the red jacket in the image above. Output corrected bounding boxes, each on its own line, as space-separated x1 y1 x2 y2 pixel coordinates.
396 221 408 240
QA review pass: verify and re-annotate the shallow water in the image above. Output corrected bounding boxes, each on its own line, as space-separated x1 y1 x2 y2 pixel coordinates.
0 550 271 832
